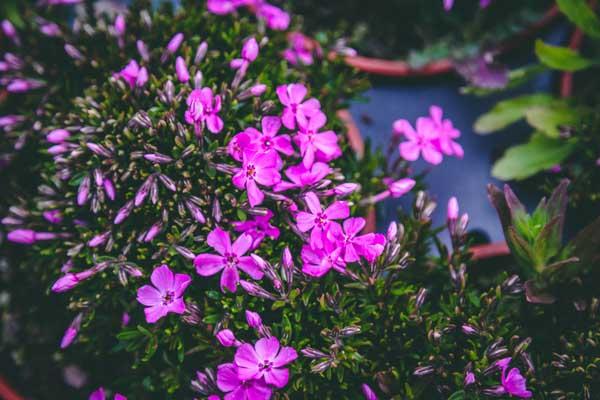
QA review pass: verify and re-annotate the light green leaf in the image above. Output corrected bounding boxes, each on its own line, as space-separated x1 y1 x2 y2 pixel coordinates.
557 0 600 38
524 105 582 138
474 94 559 134
535 40 594 71
492 134 577 180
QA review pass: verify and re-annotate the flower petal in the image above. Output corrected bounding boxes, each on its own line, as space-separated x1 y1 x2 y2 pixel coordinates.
220 266 239 293
194 254 225 276
137 285 162 306
150 264 174 292
255 337 280 361
207 227 232 255
238 256 264 280
234 343 260 380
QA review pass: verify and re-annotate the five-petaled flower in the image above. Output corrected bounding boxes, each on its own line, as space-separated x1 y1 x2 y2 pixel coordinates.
194 227 264 292
294 111 340 168
185 87 224 134
276 83 320 130
295 192 349 248
234 336 298 388
136 264 191 323
216 363 272 400
232 150 281 207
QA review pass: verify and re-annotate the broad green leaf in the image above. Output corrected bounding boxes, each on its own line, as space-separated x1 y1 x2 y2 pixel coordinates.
535 40 594 71
492 134 577 180
474 94 558 134
557 0 600 38
524 105 582 138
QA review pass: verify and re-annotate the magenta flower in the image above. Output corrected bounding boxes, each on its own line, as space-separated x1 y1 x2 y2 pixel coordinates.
248 116 294 161
497 357 532 398
464 371 476 386
207 0 243 15
274 162 332 192
328 218 386 263
234 336 298 388
185 87 224 134
232 151 281 207
393 117 443 165
228 129 255 162
283 32 316 65
295 111 340 167
136 264 191 323
428 106 463 158
89 387 127 400
276 83 321 130
233 209 280 249
256 3 290 30
295 192 349 248
194 227 263 292
300 241 344 277
115 60 148 89
217 363 272 400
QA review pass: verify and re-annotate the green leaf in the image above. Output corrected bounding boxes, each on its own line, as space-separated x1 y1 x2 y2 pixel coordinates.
557 0 600 38
492 134 577 180
448 391 466 400
535 40 594 71
474 94 558 134
524 105 582 138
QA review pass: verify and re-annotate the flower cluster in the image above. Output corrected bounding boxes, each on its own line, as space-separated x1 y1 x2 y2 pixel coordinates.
207 0 290 30
393 105 463 165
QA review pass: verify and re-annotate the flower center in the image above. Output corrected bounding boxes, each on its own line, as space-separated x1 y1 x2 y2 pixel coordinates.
262 137 272 149
225 253 238 267
162 290 175 305
246 164 256 179
315 212 328 228
258 360 273 371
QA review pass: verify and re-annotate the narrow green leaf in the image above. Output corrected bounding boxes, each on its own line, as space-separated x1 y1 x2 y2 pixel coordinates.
492 134 577 180
535 40 594 71
524 105 582 138
557 0 600 38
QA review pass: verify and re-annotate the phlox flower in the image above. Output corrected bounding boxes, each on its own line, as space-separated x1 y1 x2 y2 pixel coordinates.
230 116 293 166
234 336 298 388
256 3 290 30
282 32 318 65
185 87 224 134
300 239 345 277
274 162 332 192
393 117 443 165
233 209 280 250
115 60 148 89
276 83 320 130
294 111 340 167
497 357 532 398
232 150 281 207
89 387 127 400
328 217 386 263
217 363 272 400
295 191 349 248
428 105 463 158
194 227 263 292
136 264 191 323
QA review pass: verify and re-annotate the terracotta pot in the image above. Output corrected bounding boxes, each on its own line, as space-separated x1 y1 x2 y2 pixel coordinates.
344 5 560 77
0 376 23 400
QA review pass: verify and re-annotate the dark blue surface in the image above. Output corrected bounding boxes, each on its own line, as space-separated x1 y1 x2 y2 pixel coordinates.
348 24 571 242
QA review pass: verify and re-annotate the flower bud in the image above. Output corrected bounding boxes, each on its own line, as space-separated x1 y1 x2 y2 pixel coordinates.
194 41 208 64
175 56 190 83
47 129 70 143
114 14 126 36
361 384 378 400
241 37 259 62
447 197 459 220
245 310 262 329
388 178 416 198
215 329 238 347
137 40 149 62
464 371 476 386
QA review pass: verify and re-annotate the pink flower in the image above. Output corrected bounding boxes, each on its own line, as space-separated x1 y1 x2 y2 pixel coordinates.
274 162 332 192
295 192 349 248
328 218 386 263
115 60 148 89
232 116 293 165
232 151 281 207
464 371 476 386
256 4 290 30
233 209 280 249
185 87 224 134
234 336 298 388
276 83 321 130
300 240 344 277
136 264 191 323
194 227 263 292
283 33 316 65
428 106 463 158
294 111 340 167
89 387 127 400
217 363 272 400
497 357 532 398
175 56 190 82
207 0 241 15
393 117 443 165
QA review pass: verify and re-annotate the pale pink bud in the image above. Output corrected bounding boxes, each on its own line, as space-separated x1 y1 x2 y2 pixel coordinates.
88 231 110 247
216 329 238 347
52 274 79 292
103 179 116 200
143 222 161 242
386 222 398 242
114 14 126 36
250 84 266 96
47 129 70 143
137 40 150 62
1 20 17 38
175 56 189 82
48 144 69 155
166 33 184 54
136 67 148 88
43 210 63 224
361 384 378 400
464 372 476 386
194 41 208 64
7 229 36 244
282 247 293 269
447 197 459 220
77 176 90 205
0 115 25 128
241 37 259 62
245 310 262 329
388 178 416 198
60 326 78 349
333 183 360 196
122 312 130 326
114 201 134 224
